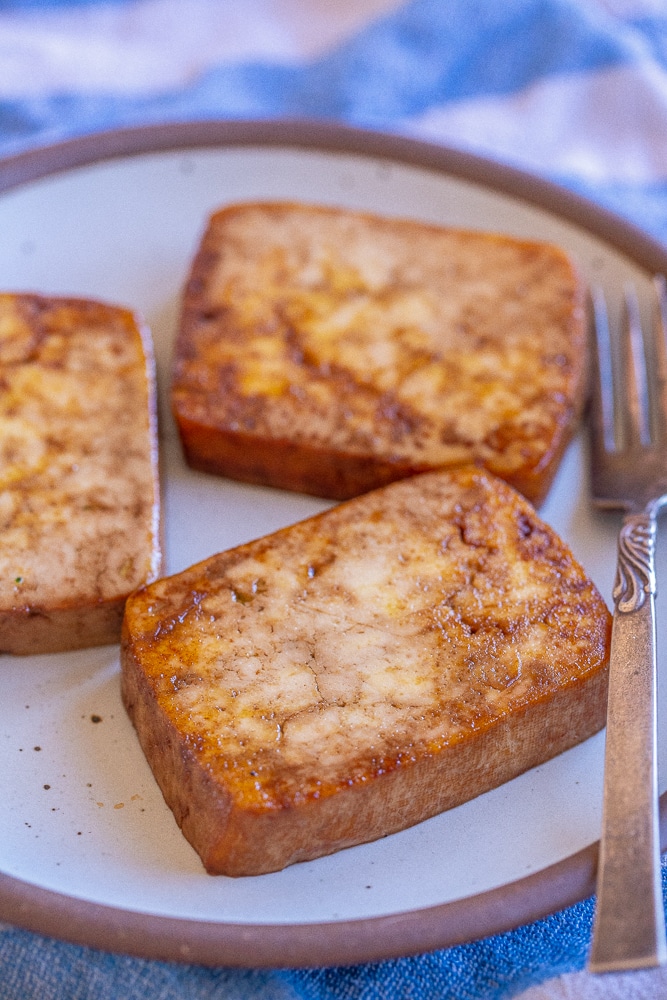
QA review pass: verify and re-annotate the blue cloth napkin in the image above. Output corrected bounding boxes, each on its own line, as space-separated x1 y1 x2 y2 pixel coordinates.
2 1 667 997
0 886 602 1000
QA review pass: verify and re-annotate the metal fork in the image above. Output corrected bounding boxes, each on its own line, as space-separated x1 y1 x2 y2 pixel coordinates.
588 277 667 972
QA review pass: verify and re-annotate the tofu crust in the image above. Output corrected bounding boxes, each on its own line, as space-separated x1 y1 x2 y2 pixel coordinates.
171 201 588 505
0 293 162 654
121 466 610 876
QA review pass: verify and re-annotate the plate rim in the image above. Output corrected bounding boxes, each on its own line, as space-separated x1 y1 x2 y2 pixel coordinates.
1 117 666 969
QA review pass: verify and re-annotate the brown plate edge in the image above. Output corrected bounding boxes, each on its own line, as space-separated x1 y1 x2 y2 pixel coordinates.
2 118 666 271
0 835 601 970
1 117 666 969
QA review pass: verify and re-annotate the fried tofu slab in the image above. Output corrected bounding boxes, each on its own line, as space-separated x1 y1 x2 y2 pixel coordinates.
0 293 161 654
121 466 609 876
171 201 588 505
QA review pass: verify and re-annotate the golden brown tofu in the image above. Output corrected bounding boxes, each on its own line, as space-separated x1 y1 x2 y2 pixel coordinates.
121 466 609 876
171 201 588 505
0 293 161 654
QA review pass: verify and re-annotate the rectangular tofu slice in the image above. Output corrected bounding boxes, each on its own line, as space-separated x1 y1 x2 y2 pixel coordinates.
121 466 609 876
171 201 588 505
0 293 161 654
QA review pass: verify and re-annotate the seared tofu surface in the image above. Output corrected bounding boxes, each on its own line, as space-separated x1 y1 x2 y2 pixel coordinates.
0 293 161 653
172 201 587 504
122 466 609 875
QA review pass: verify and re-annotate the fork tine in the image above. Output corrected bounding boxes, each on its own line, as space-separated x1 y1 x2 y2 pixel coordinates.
590 287 616 454
648 275 667 446
618 284 651 449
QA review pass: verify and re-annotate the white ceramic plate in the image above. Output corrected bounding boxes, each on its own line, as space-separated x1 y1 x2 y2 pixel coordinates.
1 121 666 968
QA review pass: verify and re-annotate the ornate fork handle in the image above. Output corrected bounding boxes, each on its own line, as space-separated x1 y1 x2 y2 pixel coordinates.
589 508 667 972
614 513 656 613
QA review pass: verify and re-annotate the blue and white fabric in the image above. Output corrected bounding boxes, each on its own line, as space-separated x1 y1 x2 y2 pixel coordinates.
2 1 667 997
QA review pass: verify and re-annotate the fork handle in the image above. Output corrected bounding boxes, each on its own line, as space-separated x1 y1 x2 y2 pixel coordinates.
589 510 667 972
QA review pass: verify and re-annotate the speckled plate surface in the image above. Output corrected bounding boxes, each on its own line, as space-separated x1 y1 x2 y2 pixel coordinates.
0 121 666 968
